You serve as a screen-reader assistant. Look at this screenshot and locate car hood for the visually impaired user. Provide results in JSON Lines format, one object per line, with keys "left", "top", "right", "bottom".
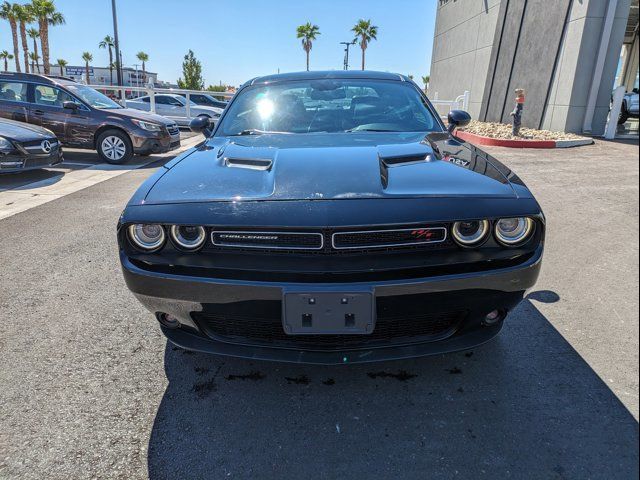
{"left": 143, "top": 132, "right": 518, "bottom": 204}
{"left": 192, "top": 105, "right": 223, "bottom": 114}
{"left": 0, "top": 117, "right": 55, "bottom": 140}
{"left": 104, "top": 108, "right": 176, "bottom": 125}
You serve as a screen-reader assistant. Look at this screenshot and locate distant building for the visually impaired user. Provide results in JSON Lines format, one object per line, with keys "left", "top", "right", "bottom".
{"left": 61, "top": 65, "right": 170, "bottom": 88}
{"left": 428, "top": 0, "right": 639, "bottom": 134}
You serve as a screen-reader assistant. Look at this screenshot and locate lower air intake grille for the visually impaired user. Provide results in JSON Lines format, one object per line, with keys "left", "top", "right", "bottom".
{"left": 193, "top": 298, "right": 465, "bottom": 351}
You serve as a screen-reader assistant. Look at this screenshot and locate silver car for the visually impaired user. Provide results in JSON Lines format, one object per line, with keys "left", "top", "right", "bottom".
{"left": 619, "top": 89, "right": 639, "bottom": 124}
{"left": 126, "top": 93, "right": 223, "bottom": 126}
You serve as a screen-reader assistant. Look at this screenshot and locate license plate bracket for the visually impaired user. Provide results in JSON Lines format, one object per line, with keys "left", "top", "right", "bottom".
{"left": 283, "top": 289, "right": 375, "bottom": 335}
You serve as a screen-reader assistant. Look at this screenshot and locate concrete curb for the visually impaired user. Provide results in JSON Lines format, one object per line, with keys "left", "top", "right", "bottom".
{"left": 454, "top": 129, "right": 594, "bottom": 149}
{"left": 554, "top": 138, "right": 595, "bottom": 148}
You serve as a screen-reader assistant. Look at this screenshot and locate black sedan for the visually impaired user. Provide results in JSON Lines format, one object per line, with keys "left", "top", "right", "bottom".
{"left": 118, "top": 71, "right": 544, "bottom": 364}
{"left": 0, "top": 118, "right": 62, "bottom": 173}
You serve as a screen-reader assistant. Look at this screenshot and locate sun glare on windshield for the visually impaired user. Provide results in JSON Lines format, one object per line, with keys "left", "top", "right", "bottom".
{"left": 218, "top": 79, "right": 439, "bottom": 136}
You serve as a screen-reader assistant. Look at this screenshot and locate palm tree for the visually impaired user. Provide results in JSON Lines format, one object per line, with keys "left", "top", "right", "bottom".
{"left": 421, "top": 75, "right": 430, "bottom": 92}
{"left": 27, "top": 27, "right": 39, "bottom": 72}
{"left": 99, "top": 35, "right": 114, "bottom": 85}
{"left": 352, "top": 19, "right": 378, "bottom": 70}
{"left": 55, "top": 57, "right": 66, "bottom": 75}
{"left": 28, "top": 50, "right": 38, "bottom": 72}
{"left": 15, "top": 3, "right": 34, "bottom": 73}
{"left": 30, "top": 0, "right": 65, "bottom": 75}
{"left": 0, "top": 2, "right": 21, "bottom": 72}
{"left": 81, "top": 51, "right": 92, "bottom": 84}
{"left": 0, "top": 50, "right": 14, "bottom": 71}
{"left": 136, "top": 51, "right": 149, "bottom": 85}
{"left": 296, "top": 22, "right": 320, "bottom": 71}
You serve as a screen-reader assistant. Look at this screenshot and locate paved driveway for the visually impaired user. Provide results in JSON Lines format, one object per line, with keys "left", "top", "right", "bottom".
{"left": 0, "top": 139, "right": 637, "bottom": 479}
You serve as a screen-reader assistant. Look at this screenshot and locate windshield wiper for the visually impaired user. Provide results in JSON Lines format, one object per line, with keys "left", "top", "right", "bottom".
{"left": 231, "top": 129, "right": 268, "bottom": 136}
{"left": 230, "top": 129, "right": 293, "bottom": 136}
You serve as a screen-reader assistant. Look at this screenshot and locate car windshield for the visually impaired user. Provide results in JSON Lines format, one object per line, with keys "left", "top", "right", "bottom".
{"left": 217, "top": 79, "right": 441, "bottom": 136}
{"left": 65, "top": 84, "right": 122, "bottom": 109}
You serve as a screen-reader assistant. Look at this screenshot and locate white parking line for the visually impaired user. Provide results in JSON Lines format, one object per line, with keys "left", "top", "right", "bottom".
{"left": 0, "top": 136, "right": 202, "bottom": 221}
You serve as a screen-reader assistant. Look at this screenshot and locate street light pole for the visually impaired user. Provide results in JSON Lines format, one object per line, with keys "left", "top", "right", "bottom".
{"left": 111, "top": 0, "right": 123, "bottom": 90}
{"left": 340, "top": 41, "right": 356, "bottom": 70}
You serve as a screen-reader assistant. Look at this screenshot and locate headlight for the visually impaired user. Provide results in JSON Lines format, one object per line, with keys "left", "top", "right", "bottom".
{"left": 170, "top": 225, "right": 206, "bottom": 250}
{"left": 452, "top": 220, "right": 490, "bottom": 247}
{"left": 0, "top": 136, "right": 14, "bottom": 153}
{"left": 495, "top": 217, "right": 535, "bottom": 246}
{"left": 128, "top": 224, "right": 165, "bottom": 251}
{"left": 131, "top": 119, "right": 162, "bottom": 132}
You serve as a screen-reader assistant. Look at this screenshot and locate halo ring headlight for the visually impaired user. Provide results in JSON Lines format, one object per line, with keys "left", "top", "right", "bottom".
{"left": 452, "top": 220, "right": 490, "bottom": 247}
{"left": 128, "top": 224, "right": 165, "bottom": 251}
{"left": 170, "top": 225, "right": 206, "bottom": 250}
{"left": 495, "top": 217, "right": 535, "bottom": 246}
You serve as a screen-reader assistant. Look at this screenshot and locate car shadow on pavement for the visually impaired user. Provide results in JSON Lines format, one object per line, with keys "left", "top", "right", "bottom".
{"left": 147, "top": 292, "right": 639, "bottom": 479}
{"left": 0, "top": 167, "right": 65, "bottom": 192}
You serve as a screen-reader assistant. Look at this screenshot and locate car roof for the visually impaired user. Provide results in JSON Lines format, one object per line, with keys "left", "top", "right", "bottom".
{"left": 249, "top": 70, "right": 409, "bottom": 86}
{"left": 0, "top": 72, "right": 77, "bottom": 86}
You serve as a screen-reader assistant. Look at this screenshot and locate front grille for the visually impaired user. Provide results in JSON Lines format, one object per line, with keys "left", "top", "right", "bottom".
{"left": 205, "top": 224, "right": 454, "bottom": 255}
{"left": 167, "top": 124, "right": 180, "bottom": 136}
{"left": 211, "top": 230, "right": 323, "bottom": 250}
{"left": 20, "top": 138, "right": 58, "bottom": 148}
{"left": 19, "top": 138, "right": 58, "bottom": 154}
{"left": 333, "top": 227, "right": 447, "bottom": 249}
{"left": 193, "top": 297, "right": 465, "bottom": 351}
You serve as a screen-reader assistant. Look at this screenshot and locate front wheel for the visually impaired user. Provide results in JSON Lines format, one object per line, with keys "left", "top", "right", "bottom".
{"left": 97, "top": 129, "right": 133, "bottom": 164}
{"left": 618, "top": 110, "right": 629, "bottom": 125}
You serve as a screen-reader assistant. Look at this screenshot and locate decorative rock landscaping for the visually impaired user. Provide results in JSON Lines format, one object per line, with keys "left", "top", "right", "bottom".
{"left": 455, "top": 120, "right": 594, "bottom": 148}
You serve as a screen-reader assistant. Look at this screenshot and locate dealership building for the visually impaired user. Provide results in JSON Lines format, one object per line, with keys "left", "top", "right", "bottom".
{"left": 61, "top": 66, "right": 172, "bottom": 88}
{"left": 428, "top": 0, "right": 639, "bottom": 134}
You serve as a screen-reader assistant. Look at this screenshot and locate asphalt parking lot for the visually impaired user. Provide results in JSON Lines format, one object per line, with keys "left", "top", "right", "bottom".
{"left": 0, "top": 138, "right": 638, "bottom": 479}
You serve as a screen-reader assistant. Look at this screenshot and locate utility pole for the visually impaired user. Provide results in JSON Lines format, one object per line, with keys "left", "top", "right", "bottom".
{"left": 340, "top": 41, "right": 356, "bottom": 70}
{"left": 111, "top": 0, "right": 123, "bottom": 90}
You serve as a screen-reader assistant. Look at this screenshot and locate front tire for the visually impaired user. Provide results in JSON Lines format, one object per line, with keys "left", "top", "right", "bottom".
{"left": 618, "top": 110, "right": 629, "bottom": 125}
{"left": 97, "top": 129, "right": 133, "bottom": 164}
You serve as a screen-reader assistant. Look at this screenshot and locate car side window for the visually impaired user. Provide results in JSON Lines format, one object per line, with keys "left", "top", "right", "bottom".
{"left": 157, "top": 96, "right": 182, "bottom": 106}
{"left": 0, "top": 81, "right": 28, "bottom": 103}
{"left": 34, "top": 85, "right": 75, "bottom": 108}
{"left": 138, "top": 96, "right": 150, "bottom": 103}
{"left": 191, "top": 95, "right": 204, "bottom": 103}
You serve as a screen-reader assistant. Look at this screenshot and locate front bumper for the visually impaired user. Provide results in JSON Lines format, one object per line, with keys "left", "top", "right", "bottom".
{"left": 120, "top": 246, "right": 542, "bottom": 364}
{"left": 131, "top": 130, "right": 181, "bottom": 155}
{"left": 0, "top": 148, "right": 63, "bottom": 174}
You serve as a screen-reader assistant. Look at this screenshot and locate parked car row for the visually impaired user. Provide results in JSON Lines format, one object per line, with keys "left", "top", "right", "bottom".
{"left": 0, "top": 72, "right": 193, "bottom": 171}
{"left": 125, "top": 93, "right": 223, "bottom": 127}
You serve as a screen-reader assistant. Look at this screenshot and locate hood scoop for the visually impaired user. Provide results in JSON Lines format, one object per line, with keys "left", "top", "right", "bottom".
{"left": 377, "top": 143, "right": 433, "bottom": 188}
{"left": 224, "top": 157, "right": 273, "bottom": 171}
{"left": 380, "top": 153, "right": 431, "bottom": 167}
{"left": 219, "top": 142, "right": 276, "bottom": 171}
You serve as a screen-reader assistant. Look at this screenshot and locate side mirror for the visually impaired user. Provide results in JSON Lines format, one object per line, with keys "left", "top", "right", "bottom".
{"left": 62, "top": 101, "right": 79, "bottom": 111}
{"left": 447, "top": 110, "right": 471, "bottom": 133}
{"left": 189, "top": 115, "right": 212, "bottom": 135}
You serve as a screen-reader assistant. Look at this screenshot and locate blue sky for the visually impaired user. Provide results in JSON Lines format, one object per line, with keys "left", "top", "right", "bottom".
{"left": 1, "top": 0, "right": 437, "bottom": 87}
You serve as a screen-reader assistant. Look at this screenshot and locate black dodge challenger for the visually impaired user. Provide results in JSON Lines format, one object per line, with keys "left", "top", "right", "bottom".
{"left": 118, "top": 71, "right": 544, "bottom": 364}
